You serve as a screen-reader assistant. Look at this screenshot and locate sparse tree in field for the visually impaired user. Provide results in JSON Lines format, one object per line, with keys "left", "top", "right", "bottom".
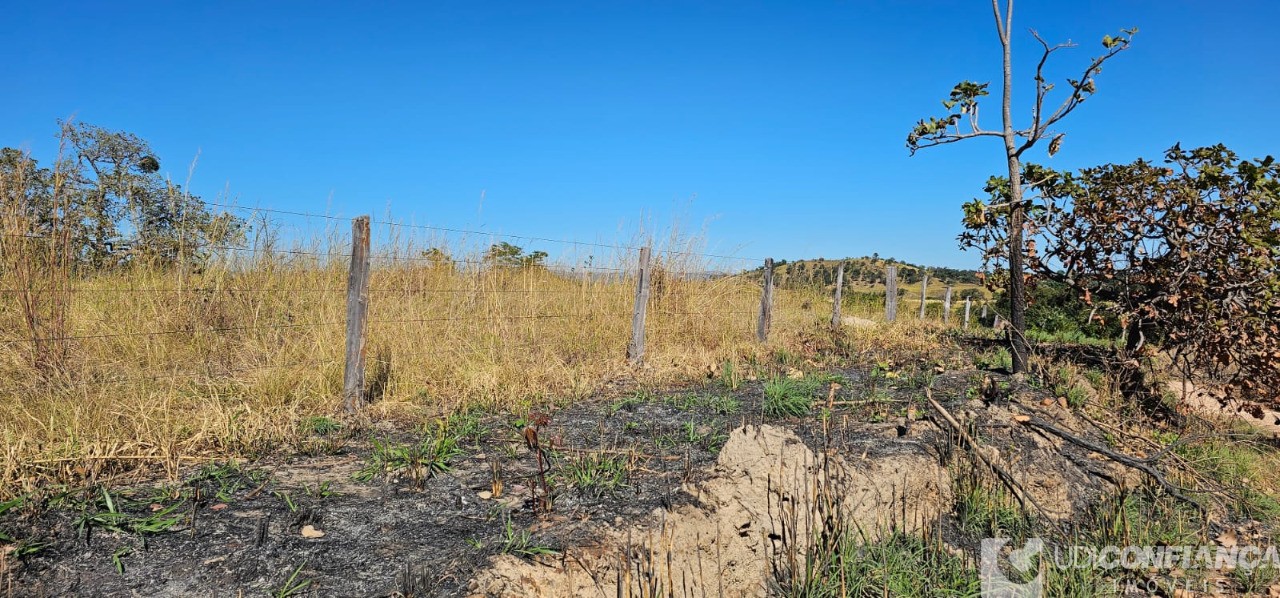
{"left": 483, "top": 241, "right": 547, "bottom": 269}
{"left": 1, "top": 121, "right": 243, "bottom": 271}
{"left": 907, "top": 0, "right": 1136, "bottom": 374}
{"left": 420, "top": 247, "right": 454, "bottom": 269}
{"left": 62, "top": 122, "right": 243, "bottom": 268}
{"left": 0, "top": 149, "right": 59, "bottom": 237}
{"left": 962, "top": 145, "right": 1280, "bottom": 407}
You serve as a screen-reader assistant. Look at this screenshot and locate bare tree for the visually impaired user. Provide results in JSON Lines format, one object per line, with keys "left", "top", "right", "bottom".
{"left": 907, "top": 0, "right": 1135, "bottom": 374}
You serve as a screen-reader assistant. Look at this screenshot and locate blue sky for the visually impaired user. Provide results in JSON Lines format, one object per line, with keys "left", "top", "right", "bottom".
{"left": 3, "top": 1, "right": 1277, "bottom": 269}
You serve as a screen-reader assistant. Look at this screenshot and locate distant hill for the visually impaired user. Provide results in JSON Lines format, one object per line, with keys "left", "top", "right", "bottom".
{"left": 750, "top": 256, "right": 983, "bottom": 293}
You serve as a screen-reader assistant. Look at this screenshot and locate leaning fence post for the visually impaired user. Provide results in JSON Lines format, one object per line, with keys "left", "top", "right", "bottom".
{"left": 626, "top": 247, "right": 652, "bottom": 364}
{"left": 830, "top": 262, "right": 844, "bottom": 329}
{"left": 943, "top": 286, "right": 953, "bottom": 325}
{"left": 918, "top": 274, "right": 929, "bottom": 320}
{"left": 756, "top": 258, "right": 774, "bottom": 342}
{"left": 964, "top": 297, "right": 972, "bottom": 329}
{"left": 885, "top": 265, "right": 898, "bottom": 322}
{"left": 343, "top": 216, "right": 372, "bottom": 413}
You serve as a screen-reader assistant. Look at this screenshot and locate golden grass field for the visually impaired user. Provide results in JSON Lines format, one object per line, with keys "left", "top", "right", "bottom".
{"left": 0, "top": 237, "right": 916, "bottom": 498}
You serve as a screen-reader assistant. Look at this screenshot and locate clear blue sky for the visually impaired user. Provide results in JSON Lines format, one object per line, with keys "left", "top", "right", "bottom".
{"left": 3, "top": 1, "right": 1277, "bottom": 269}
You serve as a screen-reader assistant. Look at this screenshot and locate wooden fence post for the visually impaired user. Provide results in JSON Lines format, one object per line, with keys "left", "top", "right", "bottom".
{"left": 885, "top": 265, "right": 898, "bottom": 322}
{"left": 830, "top": 262, "right": 844, "bottom": 328}
{"left": 964, "top": 297, "right": 972, "bottom": 329}
{"left": 918, "top": 274, "right": 929, "bottom": 320}
{"left": 626, "top": 247, "right": 652, "bottom": 364}
{"left": 343, "top": 216, "right": 372, "bottom": 413}
{"left": 756, "top": 258, "right": 774, "bottom": 342}
{"left": 943, "top": 286, "right": 953, "bottom": 325}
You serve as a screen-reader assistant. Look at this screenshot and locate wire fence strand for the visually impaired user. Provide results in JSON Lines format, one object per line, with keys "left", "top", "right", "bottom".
{"left": 195, "top": 201, "right": 767, "bottom": 264}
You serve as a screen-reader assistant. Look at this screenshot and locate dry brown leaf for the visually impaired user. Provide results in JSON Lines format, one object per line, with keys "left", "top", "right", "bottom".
{"left": 1013, "top": 414, "right": 1031, "bottom": 423}
{"left": 300, "top": 525, "right": 325, "bottom": 539}
{"left": 1217, "top": 528, "right": 1238, "bottom": 548}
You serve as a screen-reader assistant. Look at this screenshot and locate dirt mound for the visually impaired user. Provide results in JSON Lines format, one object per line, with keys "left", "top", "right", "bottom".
{"left": 468, "top": 424, "right": 950, "bottom": 597}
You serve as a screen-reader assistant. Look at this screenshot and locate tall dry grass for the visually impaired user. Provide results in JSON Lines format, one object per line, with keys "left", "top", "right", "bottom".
{"left": 0, "top": 205, "right": 851, "bottom": 497}
{"left": 0, "top": 147, "right": 966, "bottom": 497}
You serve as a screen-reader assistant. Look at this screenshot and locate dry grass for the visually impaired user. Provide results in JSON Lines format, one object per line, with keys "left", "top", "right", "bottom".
{"left": 0, "top": 232, "right": 875, "bottom": 497}
{"left": 0, "top": 148, "right": 958, "bottom": 497}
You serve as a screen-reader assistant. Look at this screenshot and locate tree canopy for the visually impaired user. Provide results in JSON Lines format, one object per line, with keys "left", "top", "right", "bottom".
{"left": 961, "top": 144, "right": 1280, "bottom": 403}
{"left": 483, "top": 242, "right": 548, "bottom": 269}
{"left": 1, "top": 121, "right": 244, "bottom": 271}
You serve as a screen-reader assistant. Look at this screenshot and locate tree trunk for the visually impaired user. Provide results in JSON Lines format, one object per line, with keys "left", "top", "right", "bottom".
{"left": 998, "top": 0, "right": 1029, "bottom": 375}
{"left": 1007, "top": 160, "right": 1029, "bottom": 374}
{"left": 1119, "top": 317, "right": 1170, "bottom": 417}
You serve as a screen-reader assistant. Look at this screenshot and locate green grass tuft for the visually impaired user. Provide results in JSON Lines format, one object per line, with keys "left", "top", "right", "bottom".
{"left": 763, "top": 375, "right": 822, "bottom": 418}
{"left": 774, "top": 530, "right": 980, "bottom": 597}
{"left": 498, "top": 516, "right": 559, "bottom": 559}
{"left": 559, "top": 452, "right": 628, "bottom": 497}
{"left": 354, "top": 427, "right": 464, "bottom": 483}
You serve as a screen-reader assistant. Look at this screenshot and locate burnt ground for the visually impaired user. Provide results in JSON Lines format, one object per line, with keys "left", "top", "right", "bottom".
{"left": 1, "top": 359, "right": 1119, "bottom": 597}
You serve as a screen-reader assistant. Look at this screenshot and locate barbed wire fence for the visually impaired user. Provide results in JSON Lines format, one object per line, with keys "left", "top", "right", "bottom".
{"left": 0, "top": 200, "right": 992, "bottom": 412}
{"left": 0, "top": 201, "right": 783, "bottom": 411}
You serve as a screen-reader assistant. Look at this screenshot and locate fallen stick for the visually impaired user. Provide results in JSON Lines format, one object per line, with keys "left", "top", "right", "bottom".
{"left": 923, "top": 387, "right": 1054, "bottom": 526}
{"left": 1017, "top": 416, "right": 1204, "bottom": 512}
{"left": 244, "top": 476, "right": 272, "bottom": 500}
